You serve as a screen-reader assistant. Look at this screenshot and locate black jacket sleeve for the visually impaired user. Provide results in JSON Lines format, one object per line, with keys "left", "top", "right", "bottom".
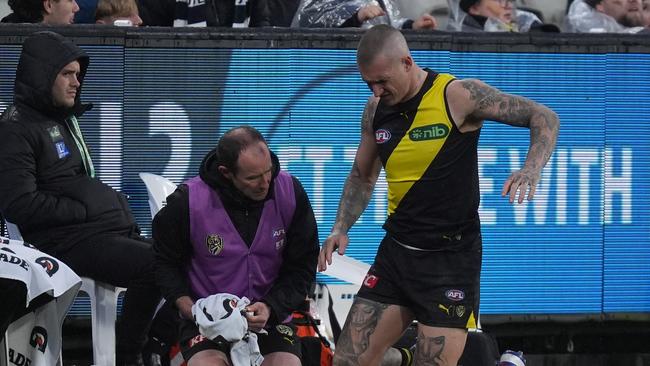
{"left": 262, "top": 177, "right": 319, "bottom": 323}
{"left": 249, "top": 0, "right": 271, "bottom": 27}
{"left": 137, "top": 0, "right": 175, "bottom": 26}
{"left": 0, "top": 123, "right": 87, "bottom": 230}
{"left": 152, "top": 185, "right": 193, "bottom": 305}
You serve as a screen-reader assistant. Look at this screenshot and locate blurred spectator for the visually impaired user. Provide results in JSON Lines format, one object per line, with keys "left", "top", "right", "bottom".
{"left": 95, "top": 0, "right": 142, "bottom": 26}
{"left": 447, "top": 0, "right": 557, "bottom": 32}
{"left": 174, "top": 0, "right": 270, "bottom": 27}
{"left": 268, "top": 0, "right": 300, "bottom": 26}
{"left": 516, "top": 0, "right": 567, "bottom": 26}
{"left": 292, "top": 0, "right": 437, "bottom": 30}
{"left": 643, "top": 0, "right": 650, "bottom": 25}
{"left": 136, "top": 0, "right": 175, "bottom": 26}
{"left": 74, "top": 0, "right": 98, "bottom": 23}
{"left": 1, "top": 0, "right": 79, "bottom": 24}
{"left": 621, "top": 0, "right": 645, "bottom": 26}
{"left": 458, "top": 0, "right": 518, "bottom": 31}
{"left": 134, "top": 0, "right": 270, "bottom": 27}
{"left": 564, "top": 0, "right": 645, "bottom": 32}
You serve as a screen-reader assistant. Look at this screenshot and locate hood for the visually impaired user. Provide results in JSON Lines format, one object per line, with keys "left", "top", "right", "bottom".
{"left": 14, "top": 31, "right": 90, "bottom": 119}
{"left": 1, "top": 12, "right": 35, "bottom": 23}
{"left": 198, "top": 146, "right": 282, "bottom": 206}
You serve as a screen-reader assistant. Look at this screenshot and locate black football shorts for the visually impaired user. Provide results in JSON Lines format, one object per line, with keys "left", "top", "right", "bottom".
{"left": 357, "top": 233, "right": 482, "bottom": 329}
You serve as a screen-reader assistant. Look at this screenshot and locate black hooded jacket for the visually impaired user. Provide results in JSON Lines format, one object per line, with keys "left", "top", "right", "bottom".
{"left": 137, "top": 0, "right": 270, "bottom": 27}
{"left": 0, "top": 31, "right": 139, "bottom": 254}
{"left": 153, "top": 147, "right": 319, "bottom": 324}
{"left": 1, "top": 12, "right": 35, "bottom": 23}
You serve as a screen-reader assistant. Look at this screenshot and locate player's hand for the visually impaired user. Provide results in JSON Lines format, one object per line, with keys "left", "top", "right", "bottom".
{"left": 244, "top": 302, "right": 270, "bottom": 332}
{"left": 412, "top": 14, "right": 437, "bottom": 30}
{"left": 501, "top": 168, "right": 540, "bottom": 203}
{"left": 357, "top": 4, "right": 385, "bottom": 22}
{"left": 318, "top": 231, "right": 349, "bottom": 272}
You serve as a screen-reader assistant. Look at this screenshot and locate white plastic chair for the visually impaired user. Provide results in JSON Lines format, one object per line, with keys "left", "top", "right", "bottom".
{"left": 4, "top": 220, "right": 125, "bottom": 366}
{"left": 6, "top": 221, "right": 23, "bottom": 242}
{"left": 316, "top": 283, "right": 361, "bottom": 329}
{"left": 77, "top": 171, "right": 175, "bottom": 364}
{"left": 322, "top": 254, "right": 370, "bottom": 286}
{"left": 138, "top": 173, "right": 177, "bottom": 218}
{"left": 1, "top": 332, "right": 8, "bottom": 366}
{"left": 79, "top": 278, "right": 126, "bottom": 366}
{"left": 313, "top": 255, "right": 371, "bottom": 341}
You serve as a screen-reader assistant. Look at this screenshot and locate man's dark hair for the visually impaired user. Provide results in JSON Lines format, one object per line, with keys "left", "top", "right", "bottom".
{"left": 583, "top": 0, "right": 603, "bottom": 8}
{"left": 8, "top": 0, "right": 47, "bottom": 23}
{"left": 217, "top": 125, "right": 267, "bottom": 174}
{"left": 459, "top": 0, "right": 481, "bottom": 14}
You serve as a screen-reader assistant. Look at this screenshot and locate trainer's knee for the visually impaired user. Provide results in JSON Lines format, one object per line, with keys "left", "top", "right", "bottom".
{"left": 187, "top": 349, "right": 229, "bottom": 366}
{"left": 262, "top": 352, "right": 301, "bottom": 366}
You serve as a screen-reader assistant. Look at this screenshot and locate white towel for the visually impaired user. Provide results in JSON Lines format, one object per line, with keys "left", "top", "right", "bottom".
{"left": 0, "top": 237, "right": 81, "bottom": 366}
{"left": 191, "top": 293, "right": 263, "bottom": 366}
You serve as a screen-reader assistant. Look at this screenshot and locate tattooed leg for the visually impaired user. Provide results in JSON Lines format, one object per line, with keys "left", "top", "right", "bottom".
{"left": 413, "top": 326, "right": 467, "bottom": 366}
{"left": 414, "top": 332, "right": 445, "bottom": 366}
{"left": 333, "top": 298, "right": 412, "bottom": 366}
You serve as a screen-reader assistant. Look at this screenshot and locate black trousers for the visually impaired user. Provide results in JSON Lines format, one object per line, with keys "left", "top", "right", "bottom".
{"left": 0, "top": 278, "right": 28, "bottom": 338}
{"left": 58, "top": 233, "right": 162, "bottom": 357}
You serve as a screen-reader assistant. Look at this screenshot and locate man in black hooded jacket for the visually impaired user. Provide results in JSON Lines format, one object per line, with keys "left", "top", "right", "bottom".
{"left": 0, "top": 31, "right": 161, "bottom": 366}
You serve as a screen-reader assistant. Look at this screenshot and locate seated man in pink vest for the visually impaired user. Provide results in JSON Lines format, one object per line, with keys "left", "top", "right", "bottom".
{"left": 153, "top": 125, "right": 319, "bottom": 366}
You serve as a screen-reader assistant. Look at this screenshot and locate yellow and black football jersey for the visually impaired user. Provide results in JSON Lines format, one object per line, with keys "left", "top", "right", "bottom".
{"left": 372, "top": 70, "right": 481, "bottom": 249}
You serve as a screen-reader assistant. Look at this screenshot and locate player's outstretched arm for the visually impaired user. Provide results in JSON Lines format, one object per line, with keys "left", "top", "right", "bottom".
{"left": 318, "top": 97, "right": 382, "bottom": 271}
{"left": 448, "top": 78, "right": 560, "bottom": 204}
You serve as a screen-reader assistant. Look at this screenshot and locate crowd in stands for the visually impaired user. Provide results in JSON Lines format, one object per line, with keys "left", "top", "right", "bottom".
{"left": 1, "top": 0, "right": 649, "bottom": 33}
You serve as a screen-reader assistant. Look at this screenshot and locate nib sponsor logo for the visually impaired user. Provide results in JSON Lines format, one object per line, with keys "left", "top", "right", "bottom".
{"left": 409, "top": 123, "right": 449, "bottom": 141}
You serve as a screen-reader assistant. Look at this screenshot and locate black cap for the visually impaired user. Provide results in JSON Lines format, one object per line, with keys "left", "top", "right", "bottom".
{"left": 460, "top": 0, "right": 480, "bottom": 13}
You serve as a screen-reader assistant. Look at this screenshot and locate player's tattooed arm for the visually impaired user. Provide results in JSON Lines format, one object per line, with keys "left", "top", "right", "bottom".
{"left": 461, "top": 78, "right": 559, "bottom": 175}
{"left": 332, "top": 97, "right": 382, "bottom": 235}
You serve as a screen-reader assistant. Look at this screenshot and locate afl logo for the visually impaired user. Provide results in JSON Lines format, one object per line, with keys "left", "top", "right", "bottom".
{"left": 445, "top": 289, "right": 465, "bottom": 302}
{"left": 206, "top": 234, "right": 224, "bottom": 255}
{"left": 35, "top": 257, "right": 59, "bottom": 277}
{"left": 375, "top": 129, "right": 391, "bottom": 144}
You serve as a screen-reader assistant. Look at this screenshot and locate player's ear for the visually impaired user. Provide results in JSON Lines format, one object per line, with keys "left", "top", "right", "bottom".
{"left": 402, "top": 56, "right": 413, "bottom": 71}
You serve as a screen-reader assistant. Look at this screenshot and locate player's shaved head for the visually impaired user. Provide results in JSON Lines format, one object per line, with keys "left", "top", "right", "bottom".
{"left": 357, "top": 25, "right": 411, "bottom": 67}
